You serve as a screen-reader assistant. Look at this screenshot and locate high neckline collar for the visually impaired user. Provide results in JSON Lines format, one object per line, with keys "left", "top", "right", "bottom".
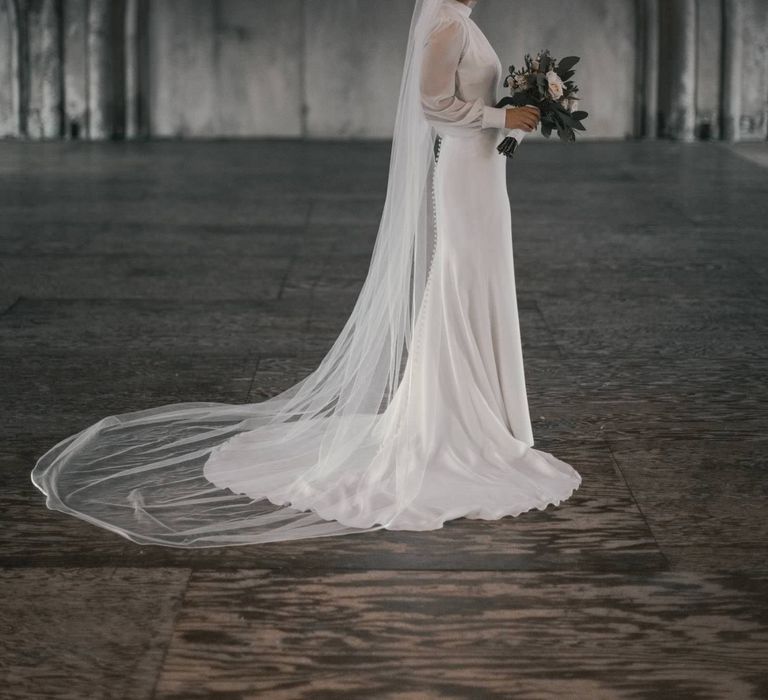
{"left": 446, "top": 0, "right": 472, "bottom": 17}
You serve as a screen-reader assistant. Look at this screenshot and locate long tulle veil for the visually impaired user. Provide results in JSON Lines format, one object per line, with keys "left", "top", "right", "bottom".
{"left": 31, "top": 0, "right": 445, "bottom": 547}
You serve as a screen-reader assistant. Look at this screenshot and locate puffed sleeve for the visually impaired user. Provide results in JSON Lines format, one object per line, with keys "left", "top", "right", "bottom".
{"left": 419, "top": 17, "right": 508, "bottom": 131}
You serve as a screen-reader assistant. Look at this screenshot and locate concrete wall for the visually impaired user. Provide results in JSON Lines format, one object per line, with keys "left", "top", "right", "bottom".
{"left": 0, "top": 0, "right": 19, "bottom": 137}
{"left": 478, "top": 0, "right": 636, "bottom": 139}
{"left": 62, "top": 0, "right": 88, "bottom": 139}
{"left": 1, "top": 0, "right": 766, "bottom": 141}
{"left": 303, "top": 0, "right": 414, "bottom": 139}
{"left": 741, "top": 0, "right": 768, "bottom": 139}
{"left": 147, "top": 0, "right": 637, "bottom": 140}
{"left": 695, "top": 0, "right": 722, "bottom": 138}
{"left": 149, "top": 0, "right": 303, "bottom": 137}
{"left": 658, "top": 0, "right": 768, "bottom": 141}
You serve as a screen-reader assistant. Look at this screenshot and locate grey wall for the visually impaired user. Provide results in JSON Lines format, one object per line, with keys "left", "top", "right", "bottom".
{"left": 740, "top": 0, "right": 768, "bottom": 137}
{"left": 695, "top": 0, "right": 722, "bottom": 137}
{"left": 1, "top": 0, "right": 766, "bottom": 141}
{"left": 478, "top": 0, "right": 637, "bottom": 139}
{"left": 0, "top": 0, "right": 19, "bottom": 137}
{"left": 303, "top": 0, "right": 415, "bottom": 138}
{"left": 149, "top": 0, "right": 303, "bottom": 137}
{"left": 147, "top": 0, "right": 637, "bottom": 139}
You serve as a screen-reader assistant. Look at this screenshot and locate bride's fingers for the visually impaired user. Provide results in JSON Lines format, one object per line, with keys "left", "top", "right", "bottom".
{"left": 519, "top": 110, "right": 540, "bottom": 129}
{"left": 514, "top": 107, "right": 540, "bottom": 130}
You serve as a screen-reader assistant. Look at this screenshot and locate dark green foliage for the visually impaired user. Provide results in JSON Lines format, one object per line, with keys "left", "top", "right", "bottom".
{"left": 495, "top": 51, "right": 587, "bottom": 154}
{"left": 551, "top": 105, "right": 585, "bottom": 131}
{"left": 556, "top": 56, "right": 580, "bottom": 74}
{"left": 495, "top": 94, "right": 534, "bottom": 108}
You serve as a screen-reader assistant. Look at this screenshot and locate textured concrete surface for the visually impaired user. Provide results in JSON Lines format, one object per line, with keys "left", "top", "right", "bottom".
{"left": 478, "top": 0, "right": 637, "bottom": 140}
{"left": 0, "top": 0, "right": 19, "bottom": 137}
{"left": 729, "top": 140, "right": 768, "bottom": 169}
{"left": 1, "top": 567, "right": 190, "bottom": 700}
{"left": 1, "top": 138, "right": 768, "bottom": 697}
{"left": 150, "top": 0, "right": 639, "bottom": 139}
{"left": 155, "top": 569, "right": 768, "bottom": 699}
{"left": 3, "top": 0, "right": 767, "bottom": 141}
{"left": 149, "top": 0, "right": 303, "bottom": 138}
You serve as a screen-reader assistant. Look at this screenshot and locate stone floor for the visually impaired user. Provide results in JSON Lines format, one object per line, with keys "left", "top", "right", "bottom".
{"left": 1, "top": 139, "right": 767, "bottom": 699}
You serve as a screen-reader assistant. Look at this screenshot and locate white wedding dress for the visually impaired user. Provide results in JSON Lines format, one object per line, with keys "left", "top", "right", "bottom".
{"left": 31, "top": 0, "right": 581, "bottom": 547}
{"left": 203, "top": 0, "right": 581, "bottom": 529}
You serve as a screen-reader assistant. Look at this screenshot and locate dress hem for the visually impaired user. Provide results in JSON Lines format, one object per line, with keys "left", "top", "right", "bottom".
{"left": 222, "top": 470, "right": 583, "bottom": 534}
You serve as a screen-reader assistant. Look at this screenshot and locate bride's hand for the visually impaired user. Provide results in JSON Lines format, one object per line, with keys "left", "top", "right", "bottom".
{"left": 504, "top": 105, "right": 541, "bottom": 131}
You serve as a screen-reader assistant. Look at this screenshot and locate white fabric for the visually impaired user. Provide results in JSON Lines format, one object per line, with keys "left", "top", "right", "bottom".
{"left": 419, "top": 1, "right": 527, "bottom": 143}
{"left": 30, "top": 0, "right": 580, "bottom": 547}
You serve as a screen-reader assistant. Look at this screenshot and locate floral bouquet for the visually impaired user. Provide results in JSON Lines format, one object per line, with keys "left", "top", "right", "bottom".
{"left": 494, "top": 50, "right": 588, "bottom": 158}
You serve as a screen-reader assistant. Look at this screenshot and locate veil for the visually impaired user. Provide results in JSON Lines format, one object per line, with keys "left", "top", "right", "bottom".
{"left": 31, "top": 0, "right": 446, "bottom": 547}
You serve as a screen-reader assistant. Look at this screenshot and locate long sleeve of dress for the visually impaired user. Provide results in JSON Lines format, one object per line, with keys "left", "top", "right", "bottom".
{"left": 419, "top": 18, "right": 508, "bottom": 131}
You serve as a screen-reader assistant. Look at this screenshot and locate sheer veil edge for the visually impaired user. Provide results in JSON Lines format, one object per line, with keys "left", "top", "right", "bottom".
{"left": 31, "top": 0, "right": 445, "bottom": 548}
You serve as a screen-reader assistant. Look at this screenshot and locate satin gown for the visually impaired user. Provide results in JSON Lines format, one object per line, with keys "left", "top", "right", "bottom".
{"left": 202, "top": 0, "right": 582, "bottom": 530}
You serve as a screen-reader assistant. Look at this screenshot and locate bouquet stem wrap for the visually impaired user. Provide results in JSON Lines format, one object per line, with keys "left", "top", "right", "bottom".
{"left": 495, "top": 50, "right": 588, "bottom": 158}
{"left": 497, "top": 128, "right": 527, "bottom": 158}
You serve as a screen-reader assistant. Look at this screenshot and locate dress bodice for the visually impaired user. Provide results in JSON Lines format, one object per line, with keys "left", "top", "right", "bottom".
{"left": 420, "top": 0, "right": 509, "bottom": 137}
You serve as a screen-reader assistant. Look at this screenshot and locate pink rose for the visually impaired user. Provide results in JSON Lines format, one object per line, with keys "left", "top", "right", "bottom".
{"left": 545, "top": 70, "right": 564, "bottom": 100}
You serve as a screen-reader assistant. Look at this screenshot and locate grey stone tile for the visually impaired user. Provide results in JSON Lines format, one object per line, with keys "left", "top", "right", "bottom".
{"left": 532, "top": 292, "right": 768, "bottom": 359}
{"left": 0, "top": 296, "right": 19, "bottom": 315}
{"left": 2, "top": 138, "right": 768, "bottom": 695}
{"left": 0, "top": 253, "right": 289, "bottom": 301}
{"left": 302, "top": 223, "right": 379, "bottom": 256}
{"left": 79, "top": 223, "right": 309, "bottom": 257}
{"left": 515, "top": 224, "right": 767, "bottom": 267}
{"left": 0, "top": 445, "right": 133, "bottom": 565}
{"left": 0, "top": 222, "right": 91, "bottom": 255}
{"left": 86, "top": 441, "right": 661, "bottom": 574}
{"left": 0, "top": 567, "right": 190, "bottom": 700}
{"left": 0, "top": 298, "right": 308, "bottom": 355}
{"left": 523, "top": 265, "right": 762, "bottom": 301}
{"left": 309, "top": 197, "right": 385, "bottom": 225}
{"left": 609, "top": 438, "right": 768, "bottom": 572}
{"left": 727, "top": 141, "right": 768, "bottom": 170}
{"left": 550, "top": 356, "right": 768, "bottom": 443}
{"left": 154, "top": 567, "right": 768, "bottom": 699}
{"left": 281, "top": 253, "right": 372, "bottom": 296}
{"left": 3, "top": 441, "right": 662, "bottom": 575}
{"left": 0, "top": 198, "right": 311, "bottom": 227}
{"left": 0, "top": 351, "right": 254, "bottom": 439}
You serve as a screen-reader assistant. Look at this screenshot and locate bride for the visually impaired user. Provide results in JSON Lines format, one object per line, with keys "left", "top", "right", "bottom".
{"left": 31, "top": 0, "right": 582, "bottom": 547}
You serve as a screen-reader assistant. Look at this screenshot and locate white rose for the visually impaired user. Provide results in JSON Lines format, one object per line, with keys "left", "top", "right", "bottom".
{"left": 545, "top": 70, "right": 564, "bottom": 100}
